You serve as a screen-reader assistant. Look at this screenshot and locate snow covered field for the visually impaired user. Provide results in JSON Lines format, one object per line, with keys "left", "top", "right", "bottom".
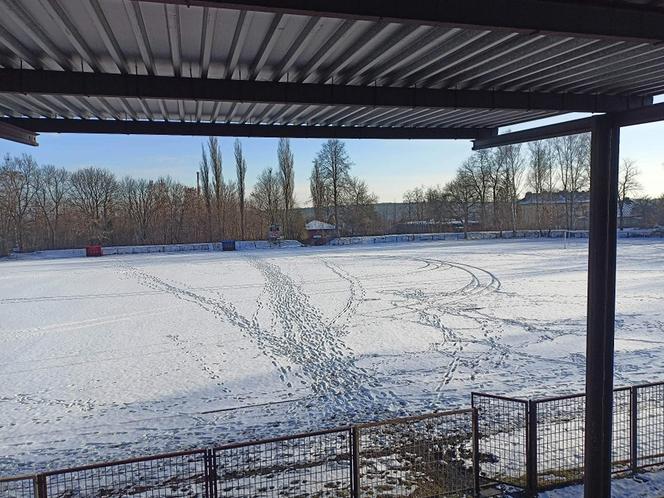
{"left": 1, "top": 238, "right": 663, "bottom": 476}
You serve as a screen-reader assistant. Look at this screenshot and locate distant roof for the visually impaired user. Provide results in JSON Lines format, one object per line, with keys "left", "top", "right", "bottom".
{"left": 306, "top": 220, "right": 336, "bottom": 231}
{"left": 519, "top": 191, "right": 591, "bottom": 205}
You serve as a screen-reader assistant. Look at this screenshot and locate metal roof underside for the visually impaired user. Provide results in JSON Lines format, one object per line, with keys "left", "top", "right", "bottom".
{"left": 0, "top": 0, "right": 663, "bottom": 139}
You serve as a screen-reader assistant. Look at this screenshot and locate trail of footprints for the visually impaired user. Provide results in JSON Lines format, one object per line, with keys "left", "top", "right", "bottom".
{"left": 120, "top": 259, "right": 404, "bottom": 414}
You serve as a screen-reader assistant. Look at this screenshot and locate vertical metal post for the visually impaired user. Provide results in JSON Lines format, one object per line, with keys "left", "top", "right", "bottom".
{"left": 33, "top": 475, "right": 47, "bottom": 498}
{"left": 205, "top": 449, "right": 218, "bottom": 498}
{"left": 204, "top": 450, "right": 211, "bottom": 498}
{"left": 630, "top": 386, "right": 638, "bottom": 474}
{"left": 472, "top": 407, "right": 481, "bottom": 497}
{"left": 526, "top": 400, "right": 538, "bottom": 495}
{"left": 351, "top": 426, "right": 361, "bottom": 498}
{"left": 584, "top": 115, "right": 620, "bottom": 498}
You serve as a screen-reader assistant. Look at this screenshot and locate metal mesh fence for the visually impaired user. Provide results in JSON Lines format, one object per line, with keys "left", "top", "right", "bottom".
{"left": 4, "top": 382, "right": 664, "bottom": 497}
{"left": 533, "top": 387, "right": 632, "bottom": 490}
{"left": 355, "top": 409, "right": 474, "bottom": 497}
{"left": 535, "top": 394, "right": 585, "bottom": 489}
{"left": 636, "top": 382, "right": 664, "bottom": 468}
{"left": 471, "top": 393, "right": 528, "bottom": 488}
{"left": 0, "top": 476, "right": 35, "bottom": 498}
{"left": 44, "top": 449, "right": 208, "bottom": 498}
{"left": 612, "top": 388, "right": 632, "bottom": 474}
{"left": 213, "top": 428, "right": 352, "bottom": 497}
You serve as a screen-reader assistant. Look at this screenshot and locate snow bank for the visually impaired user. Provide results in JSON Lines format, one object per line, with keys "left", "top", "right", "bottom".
{"left": 103, "top": 242, "right": 224, "bottom": 255}
{"left": 235, "top": 240, "right": 303, "bottom": 250}
{"left": 6, "top": 248, "right": 87, "bottom": 259}
{"left": 328, "top": 228, "right": 662, "bottom": 247}
{"left": 7, "top": 240, "right": 303, "bottom": 260}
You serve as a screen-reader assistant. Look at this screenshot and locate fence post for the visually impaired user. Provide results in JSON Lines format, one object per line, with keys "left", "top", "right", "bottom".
{"left": 526, "top": 400, "right": 538, "bottom": 496}
{"left": 351, "top": 426, "right": 361, "bottom": 498}
{"left": 630, "top": 386, "right": 638, "bottom": 474}
{"left": 472, "top": 407, "right": 481, "bottom": 497}
{"left": 33, "top": 474, "right": 47, "bottom": 498}
{"left": 204, "top": 449, "right": 217, "bottom": 498}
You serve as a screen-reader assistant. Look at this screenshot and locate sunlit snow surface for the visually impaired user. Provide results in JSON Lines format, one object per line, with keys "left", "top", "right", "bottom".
{"left": 1, "top": 238, "right": 663, "bottom": 475}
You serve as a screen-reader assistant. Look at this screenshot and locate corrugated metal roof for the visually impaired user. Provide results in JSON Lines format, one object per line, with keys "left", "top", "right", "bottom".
{"left": 0, "top": 0, "right": 662, "bottom": 134}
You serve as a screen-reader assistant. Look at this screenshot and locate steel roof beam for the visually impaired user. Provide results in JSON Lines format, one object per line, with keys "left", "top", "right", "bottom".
{"left": 84, "top": 0, "right": 128, "bottom": 74}
{"left": 139, "top": 0, "right": 664, "bottom": 43}
{"left": 473, "top": 117, "right": 594, "bottom": 149}
{"left": 0, "top": 117, "right": 497, "bottom": 140}
{"left": 39, "top": 0, "right": 101, "bottom": 72}
{"left": 4, "top": 0, "right": 71, "bottom": 71}
{"left": 0, "top": 120, "right": 38, "bottom": 145}
{"left": 225, "top": 11, "right": 251, "bottom": 79}
{"left": 295, "top": 20, "right": 353, "bottom": 83}
{"left": 314, "top": 22, "right": 391, "bottom": 84}
{"left": 199, "top": 8, "right": 218, "bottom": 78}
{"left": 272, "top": 17, "right": 320, "bottom": 82}
{"left": 124, "top": 1, "right": 155, "bottom": 75}
{"left": 248, "top": 13, "right": 285, "bottom": 80}
{"left": 0, "top": 68, "right": 651, "bottom": 113}
{"left": 472, "top": 101, "right": 664, "bottom": 149}
{"left": 164, "top": 4, "right": 182, "bottom": 77}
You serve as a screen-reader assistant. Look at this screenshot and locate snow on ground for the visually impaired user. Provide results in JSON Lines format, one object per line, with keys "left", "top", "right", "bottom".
{"left": 1, "top": 238, "right": 663, "bottom": 480}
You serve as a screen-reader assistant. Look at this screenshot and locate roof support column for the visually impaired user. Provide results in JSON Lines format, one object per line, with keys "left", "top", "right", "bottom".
{"left": 584, "top": 115, "right": 620, "bottom": 498}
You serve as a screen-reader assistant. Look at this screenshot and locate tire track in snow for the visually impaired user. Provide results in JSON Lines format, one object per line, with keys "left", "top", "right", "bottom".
{"left": 354, "top": 257, "right": 503, "bottom": 393}
{"left": 321, "top": 258, "right": 366, "bottom": 332}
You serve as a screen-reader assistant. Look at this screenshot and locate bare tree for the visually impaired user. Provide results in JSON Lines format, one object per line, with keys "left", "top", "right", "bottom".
{"left": 495, "top": 143, "right": 525, "bottom": 235}
{"left": 0, "top": 154, "right": 38, "bottom": 251}
{"left": 199, "top": 145, "right": 212, "bottom": 240}
{"left": 153, "top": 176, "right": 185, "bottom": 244}
{"left": 342, "top": 177, "right": 378, "bottom": 235}
{"left": 122, "top": 177, "right": 157, "bottom": 243}
{"left": 69, "top": 167, "right": 118, "bottom": 243}
{"left": 461, "top": 152, "right": 492, "bottom": 229}
{"left": 234, "top": 139, "right": 247, "bottom": 239}
{"left": 317, "top": 139, "right": 351, "bottom": 236}
{"left": 309, "top": 159, "right": 328, "bottom": 222}
{"left": 425, "top": 185, "right": 450, "bottom": 222}
{"left": 251, "top": 167, "right": 280, "bottom": 231}
{"left": 618, "top": 158, "right": 641, "bottom": 230}
{"left": 277, "top": 138, "right": 295, "bottom": 237}
{"left": 527, "top": 141, "right": 552, "bottom": 234}
{"left": 445, "top": 169, "right": 478, "bottom": 238}
{"left": 553, "top": 134, "right": 590, "bottom": 230}
{"left": 34, "top": 165, "right": 69, "bottom": 249}
{"left": 208, "top": 137, "right": 223, "bottom": 238}
{"left": 488, "top": 151, "right": 505, "bottom": 231}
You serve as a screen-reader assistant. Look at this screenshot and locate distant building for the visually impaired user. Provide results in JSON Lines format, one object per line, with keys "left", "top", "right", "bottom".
{"left": 518, "top": 192, "right": 642, "bottom": 230}
{"left": 305, "top": 220, "right": 336, "bottom": 244}
{"left": 518, "top": 191, "right": 590, "bottom": 230}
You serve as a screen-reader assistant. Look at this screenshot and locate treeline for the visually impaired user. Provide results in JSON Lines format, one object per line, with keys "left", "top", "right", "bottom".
{"left": 402, "top": 135, "right": 661, "bottom": 234}
{"left": 3, "top": 134, "right": 661, "bottom": 255}
{"left": 309, "top": 139, "right": 380, "bottom": 236}
{"left": 0, "top": 138, "right": 307, "bottom": 255}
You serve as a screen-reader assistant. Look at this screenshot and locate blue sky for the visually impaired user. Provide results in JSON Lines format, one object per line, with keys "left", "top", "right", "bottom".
{"left": 2, "top": 112, "right": 663, "bottom": 206}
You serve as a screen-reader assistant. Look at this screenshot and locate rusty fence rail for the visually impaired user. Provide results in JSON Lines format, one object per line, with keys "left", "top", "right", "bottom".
{"left": 0, "top": 409, "right": 477, "bottom": 498}
{"left": 472, "top": 380, "right": 664, "bottom": 494}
